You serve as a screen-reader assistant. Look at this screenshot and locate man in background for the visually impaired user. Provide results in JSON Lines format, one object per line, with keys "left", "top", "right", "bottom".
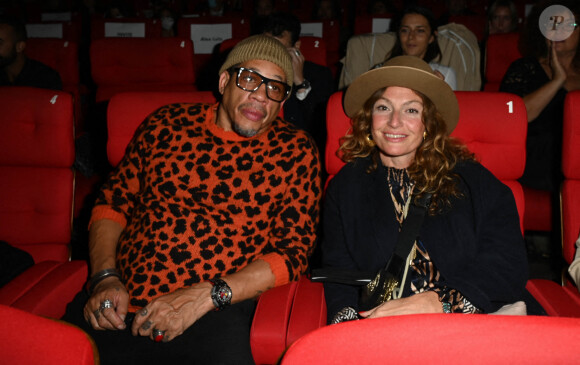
{"left": 0, "top": 16, "right": 62, "bottom": 90}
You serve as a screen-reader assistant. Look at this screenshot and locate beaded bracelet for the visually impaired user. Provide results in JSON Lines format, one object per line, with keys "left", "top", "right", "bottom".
{"left": 86, "top": 268, "right": 121, "bottom": 295}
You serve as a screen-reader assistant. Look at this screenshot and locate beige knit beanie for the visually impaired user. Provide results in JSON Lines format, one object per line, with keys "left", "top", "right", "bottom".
{"left": 219, "top": 34, "right": 293, "bottom": 88}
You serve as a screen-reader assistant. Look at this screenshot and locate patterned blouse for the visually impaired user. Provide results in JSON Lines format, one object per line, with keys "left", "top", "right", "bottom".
{"left": 387, "top": 166, "right": 481, "bottom": 314}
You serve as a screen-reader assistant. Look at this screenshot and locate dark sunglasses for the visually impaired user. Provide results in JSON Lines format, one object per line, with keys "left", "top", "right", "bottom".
{"left": 229, "top": 67, "right": 291, "bottom": 102}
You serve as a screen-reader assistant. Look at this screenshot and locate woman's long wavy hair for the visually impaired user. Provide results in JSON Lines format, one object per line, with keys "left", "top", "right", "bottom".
{"left": 339, "top": 87, "right": 475, "bottom": 215}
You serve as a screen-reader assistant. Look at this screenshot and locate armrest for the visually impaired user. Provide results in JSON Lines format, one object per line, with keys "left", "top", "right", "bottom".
{"left": 286, "top": 276, "right": 327, "bottom": 346}
{"left": 0, "top": 260, "right": 88, "bottom": 319}
{"left": 250, "top": 280, "right": 299, "bottom": 365}
{"left": 526, "top": 279, "right": 580, "bottom": 317}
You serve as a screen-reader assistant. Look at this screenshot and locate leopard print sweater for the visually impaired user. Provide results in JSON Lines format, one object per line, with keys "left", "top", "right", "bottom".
{"left": 91, "top": 103, "right": 322, "bottom": 310}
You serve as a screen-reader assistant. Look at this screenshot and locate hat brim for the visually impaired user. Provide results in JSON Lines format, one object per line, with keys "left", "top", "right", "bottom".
{"left": 343, "top": 65, "right": 459, "bottom": 134}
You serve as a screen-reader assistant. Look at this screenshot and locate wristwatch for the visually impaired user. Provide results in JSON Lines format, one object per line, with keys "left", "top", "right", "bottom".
{"left": 209, "top": 278, "right": 232, "bottom": 311}
{"left": 294, "top": 79, "right": 311, "bottom": 90}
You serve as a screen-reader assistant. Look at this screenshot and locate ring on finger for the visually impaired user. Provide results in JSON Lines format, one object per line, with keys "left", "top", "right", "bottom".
{"left": 153, "top": 328, "right": 166, "bottom": 343}
{"left": 294, "top": 50, "right": 300, "bottom": 57}
{"left": 99, "top": 299, "right": 113, "bottom": 311}
{"left": 93, "top": 309, "right": 101, "bottom": 319}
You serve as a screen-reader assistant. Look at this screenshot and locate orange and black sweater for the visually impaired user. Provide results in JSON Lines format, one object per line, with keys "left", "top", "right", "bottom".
{"left": 91, "top": 103, "right": 322, "bottom": 310}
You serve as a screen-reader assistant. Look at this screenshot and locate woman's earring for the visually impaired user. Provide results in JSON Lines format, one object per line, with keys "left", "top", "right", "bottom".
{"left": 423, "top": 131, "right": 427, "bottom": 141}
{"left": 366, "top": 134, "right": 375, "bottom": 147}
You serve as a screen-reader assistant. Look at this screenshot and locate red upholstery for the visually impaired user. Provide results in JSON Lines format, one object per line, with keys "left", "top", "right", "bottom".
{"left": 0, "top": 304, "right": 98, "bottom": 365}
{"left": 449, "top": 14, "right": 487, "bottom": 42}
{"left": 299, "top": 36, "right": 328, "bottom": 67}
{"left": 280, "top": 314, "right": 580, "bottom": 364}
{"left": 527, "top": 90, "right": 580, "bottom": 316}
{"left": 90, "top": 38, "right": 197, "bottom": 103}
{"left": 300, "top": 20, "right": 342, "bottom": 75}
{"left": 452, "top": 91, "right": 527, "bottom": 232}
{"left": 0, "top": 87, "right": 87, "bottom": 318}
{"left": 484, "top": 33, "right": 551, "bottom": 232}
{"left": 25, "top": 38, "right": 85, "bottom": 131}
{"left": 107, "top": 91, "right": 217, "bottom": 167}
{"left": 90, "top": 17, "right": 163, "bottom": 40}
{"left": 483, "top": 33, "right": 522, "bottom": 92}
{"left": 250, "top": 281, "right": 299, "bottom": 365}
{"left": 562, "top": 90, "right": 580, "bottom": 265}
{"left": 219, "top": 37, "right": 242, "bottom": 53}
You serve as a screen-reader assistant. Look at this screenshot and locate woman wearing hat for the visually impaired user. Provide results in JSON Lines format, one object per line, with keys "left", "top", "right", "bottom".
{"left": 320, "top": 55, "right": 528, "bottom": 324}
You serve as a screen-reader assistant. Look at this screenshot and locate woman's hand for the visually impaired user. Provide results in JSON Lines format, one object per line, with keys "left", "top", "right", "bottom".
{"left": 131, "top": 282, "right": 215, "bottom": 342}
{"left": 84, "top": 276, "right": 129, "bottom": 331}
{"left": 548, "top": 41, "right": 567, "bottom": 85}
{"left": 359, "top": 291, "right": 443, "bottom": 319}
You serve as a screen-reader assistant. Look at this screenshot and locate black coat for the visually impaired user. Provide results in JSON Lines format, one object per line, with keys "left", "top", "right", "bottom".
{"left": 321, "top": 156, "right": 528, "bottom": 320}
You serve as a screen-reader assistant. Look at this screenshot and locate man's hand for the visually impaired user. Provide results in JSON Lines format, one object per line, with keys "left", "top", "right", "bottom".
{"left": 359, "top": 291, "right": 443, "bottom": 318}
{"left": 287, "top": 41, "right": 305, "bottom": 86}
{"left": 84, "top": 276, "right": 129, "bottom": 331}
{"left": 131, "top": 281, "right": 215, "bottom": 342}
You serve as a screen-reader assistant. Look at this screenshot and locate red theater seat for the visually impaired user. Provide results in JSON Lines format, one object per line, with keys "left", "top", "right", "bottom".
{"left": 90, "top": 38, "right": 197, "bottom": 103}
{"left": 106, "top": 91, "right": 217, "bottom": 167}
{"left": 0, "top": 87, "right": 87, "bottom": 319}
{"left": 483, "top": 33, "right": 522, "bottom": 92}
{"left": 0, "top": 305, "right": 98, "bottom": 365}
{"left": 280, "top": 314, "right": 580, "bottom": 364}
{"left": 25, "top": 38, "right": 86, "bottom": 132}
{"left": 526, "top": 90, "right": 580, "bottom": 316}
{"left": 483, "top": 32, "right": 552, "bottom": 232}
{"left": 299, "top": 36, "right": 328, "bottom": 67}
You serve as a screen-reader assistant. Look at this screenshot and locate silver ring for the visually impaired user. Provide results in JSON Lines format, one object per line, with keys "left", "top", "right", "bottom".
{"left": 294, "top": 50, "right": 300, "bottom": 57}
{"left": 100, "top": 299, "right": 113, "bottom": 310}
{"left": 93, "top": 309, "right": 101, "bottom": 319}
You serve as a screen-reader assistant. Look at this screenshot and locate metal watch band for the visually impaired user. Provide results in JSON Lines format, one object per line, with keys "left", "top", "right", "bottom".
{"left": 210, "top": 278, "right": 232, "bottom": 311}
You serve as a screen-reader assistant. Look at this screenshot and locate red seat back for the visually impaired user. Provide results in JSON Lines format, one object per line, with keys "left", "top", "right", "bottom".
{"left": 299, "top": 36, "right": 327, "bottom": 67}
{"left": 0, "top": 87, "right": 74, "bottom": 262}
{"left": 449, "top": 14, "right": 487, "bottom": 42}
{"left": 280, "top": 314, "right": 580, "bottom": 364}
{"left": 107, "top": 91, "right": 217, "bottom": 167}
{"left": 0, "top": 304, "right": 98, "bottom": 364}
{"left": 562, "top": 90, "right": 580, "bottom": 265}
{"left": 90, "top": 38, "right": 197, "bottom": 103}
{"left": 25, "top": 38, "right": 83, "bottom": 129}
{"left": 325, "top": 90, "right": 527, "bottom": 231}
{"left": 484, "top": 32, "right": 522, "bottom": 91}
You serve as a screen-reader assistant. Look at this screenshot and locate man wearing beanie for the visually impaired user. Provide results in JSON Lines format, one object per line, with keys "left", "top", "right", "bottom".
{"left": 62, "top": 34, "right": 322, "bottom": 364}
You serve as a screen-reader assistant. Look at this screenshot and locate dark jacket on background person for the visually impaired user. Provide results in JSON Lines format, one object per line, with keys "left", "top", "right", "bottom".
{"left": 0, "top": 58, "right": 62, "bottom": 90}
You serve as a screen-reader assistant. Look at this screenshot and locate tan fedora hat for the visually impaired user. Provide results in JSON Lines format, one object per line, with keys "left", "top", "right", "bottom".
{"left": 343, "top": 55, "right": 459, "bottom": 134}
